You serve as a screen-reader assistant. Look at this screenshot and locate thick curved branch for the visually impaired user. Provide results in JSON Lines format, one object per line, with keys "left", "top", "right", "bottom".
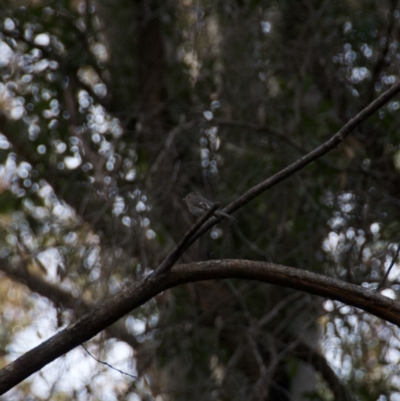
{"left": 1, "top": 259, "right": 399, "bottom": 394}
{"left": 0, "top": 260, "right": 139, "bottom": 349}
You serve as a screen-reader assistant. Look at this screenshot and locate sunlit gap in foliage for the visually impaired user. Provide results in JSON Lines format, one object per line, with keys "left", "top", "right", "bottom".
{"left": 321, "top": 189, "right": 400, "bottom": 394}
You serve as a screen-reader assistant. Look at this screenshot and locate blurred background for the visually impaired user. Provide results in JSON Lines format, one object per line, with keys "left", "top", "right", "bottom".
{"left": 0, "top": 0, "right": 400, "bottom": 400}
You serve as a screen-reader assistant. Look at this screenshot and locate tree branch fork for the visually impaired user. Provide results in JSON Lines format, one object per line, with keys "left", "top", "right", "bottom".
{"left": 1, "top": 259, "right": 399, "bottom": 394}
{"left": 2, "top": 77, "right": 400, "bottom": 394}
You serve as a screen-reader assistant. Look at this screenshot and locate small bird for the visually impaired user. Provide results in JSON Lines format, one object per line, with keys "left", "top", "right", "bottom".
{"left": 183, "top": 192, "right": 235, "bottom": 220}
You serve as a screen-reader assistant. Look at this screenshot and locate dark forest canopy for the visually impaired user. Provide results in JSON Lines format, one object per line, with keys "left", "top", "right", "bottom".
{"left": 0, "top": 1, "right": 400, "bottom": 400}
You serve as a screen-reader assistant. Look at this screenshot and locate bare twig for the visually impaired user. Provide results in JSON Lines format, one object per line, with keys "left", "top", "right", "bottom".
{"left": 149, "top": 119, "right": 199, "bottom": 175}
{"left": 366, "top": 0, "right": 399, "bottom": 104}
{"left": 153, "top": 202, "right": 220, "bottom": 276}
{"left": 149, "top": 81, "right": 400, "bottom": 285}
{"left": 257, "top": 292, "right": 303, "bottom": 329}
{"left": 215, "top": 118, "right": 305, "bottom": 153}
{"left": 376, "top": 243, "right": 400, "bottom": 292}
{"left": 246, "top": 332, "right": 272, "bottom": 401}
{"left": 180, "top": 80, "right": 400, "bottom": 254}
{"left": 81, "top": 344, "right": 139, "bottom": 380}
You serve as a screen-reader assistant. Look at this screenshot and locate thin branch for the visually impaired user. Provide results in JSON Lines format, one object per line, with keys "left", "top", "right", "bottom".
{"left": 154, "top": 202, "right": 220, "bottom": 276}
{"left": 81, "top": 344, "right": 139, "bottom": 380}
{"left": 222, "top": 80, "right": 400, "bottom": 213}
{"left": 179, "top": 80, "right": 400, "bottom": 253}
{"left": 246, "top": 331, "right": 272, "bottom": 401}
{"left": 366, "top": 0, "right": 399, "bottom": 104}
{"left": 257, "top": 292, "right": 303, "bottom": 329}
{"left": 216, "top": 118, "right": 360, "bottom": 174}
{"left": 376, "top": 243, "right": 400, "bottom": 292}
{"left": 2, "top": 259, "right": 400, "bottom": 394}
{"left": 215, "top": 118, "right": 305, "bottom": 153}
{"left": 149, "top": 119, "right": 199, "bottom": 175}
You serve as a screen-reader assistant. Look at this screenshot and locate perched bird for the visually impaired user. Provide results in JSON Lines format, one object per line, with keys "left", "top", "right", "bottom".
{"left": 183, "top": 192, "right": 235, "bottom": 220}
